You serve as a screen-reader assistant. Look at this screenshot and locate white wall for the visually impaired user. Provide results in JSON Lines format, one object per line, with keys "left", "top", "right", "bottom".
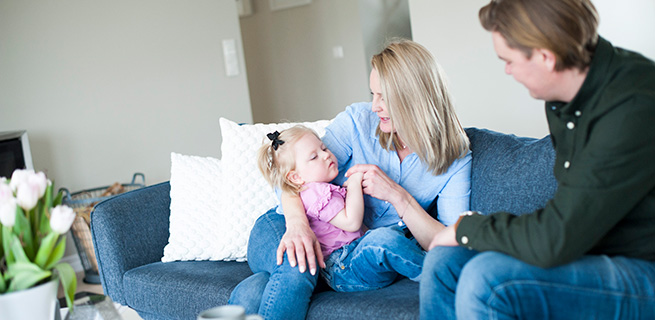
{"left": 409, "top": 0, "right": 655, "bottom": 138}
{"left": 0, "top": 0, "right": 252, "bottom": 267}
{"left": 0, "top": 0, "right": 252, "bottom": 193}
{"left": 239, "top": 0, "right": 370, "bottom": 123}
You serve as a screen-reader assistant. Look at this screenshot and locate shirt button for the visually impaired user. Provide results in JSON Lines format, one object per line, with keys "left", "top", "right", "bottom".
{"left": 564, "top": 161, "right": 571, "bottom": 169}
{"left": 567, "top": 122, "right": 575, "bottom": 130}
{"left": 340, "top": 265, "right": 345, "bottom": 270}
{"left": 575, "top": 110, "right": 582, "bottom": 117}
{"left": 397, "top": 220, "right": 404, "bottom": 227}
{"left": 461, "top": 236, "right": 469, "bottom": 245}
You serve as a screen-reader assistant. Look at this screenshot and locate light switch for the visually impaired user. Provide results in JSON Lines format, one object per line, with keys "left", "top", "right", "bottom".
{"left": 332, "top": 46, "right": 344, "bottom": 59}
{"left": 222, "top": 39, "right": 239, "bottom": 77}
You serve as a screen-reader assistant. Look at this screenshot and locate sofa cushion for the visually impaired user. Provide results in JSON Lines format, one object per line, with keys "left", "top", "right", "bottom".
{"left": 465, "top": 128, "right": 557, "bottom": 215}
{"left": 123, "top": 261, "right": 253, "bottom": 320}
{"left": 308, "top": 279, "right": 419, "bottom": 320}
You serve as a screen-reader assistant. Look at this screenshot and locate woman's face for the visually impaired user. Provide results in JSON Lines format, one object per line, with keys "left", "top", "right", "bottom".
{"left": 369, "top": 68, "right": 394, "bottom": 133}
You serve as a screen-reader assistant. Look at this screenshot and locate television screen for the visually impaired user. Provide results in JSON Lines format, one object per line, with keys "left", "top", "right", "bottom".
{"left": 0, "top": 131, "right": 34, "bottom": 179}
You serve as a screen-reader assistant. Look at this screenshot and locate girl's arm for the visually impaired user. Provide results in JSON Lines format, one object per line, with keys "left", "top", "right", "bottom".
{"left": 345, "top": 164, "right": 445, "bottom": 250}
{"left": 279, "top": 193, "right": 326, "bottom": 275}
{"left": 328, "top": 172, "right": 365, "bottom": 232}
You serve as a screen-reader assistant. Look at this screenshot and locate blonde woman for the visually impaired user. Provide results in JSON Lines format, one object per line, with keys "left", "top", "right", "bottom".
{"left": 229, "top": 39, "right": 471, "bottom": 320}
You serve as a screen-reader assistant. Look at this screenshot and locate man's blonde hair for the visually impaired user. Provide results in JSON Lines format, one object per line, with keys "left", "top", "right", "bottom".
{"left": 371, "top": 39, "right": 469, "bottom": 175}
{"left": 479, "top": 0, "right": 599, "bottom": 71}
{"left": 256, "top": 125, "right": 320, "bottom": 195}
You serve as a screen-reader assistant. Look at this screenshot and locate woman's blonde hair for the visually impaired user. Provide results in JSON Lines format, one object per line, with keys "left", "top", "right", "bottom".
{"left": 371, "top": 39, "right": 469, "bottom": 175}
{"left": 256, "top": 125, "right": 320, "bottom": 195}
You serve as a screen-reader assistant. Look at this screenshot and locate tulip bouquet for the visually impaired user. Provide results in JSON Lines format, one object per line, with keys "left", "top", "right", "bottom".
{"left": 0, "top": 169, "right": 77, "bottom": 309}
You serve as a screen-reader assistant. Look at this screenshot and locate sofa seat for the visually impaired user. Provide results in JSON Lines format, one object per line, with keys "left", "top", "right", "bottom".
{"left": 92, "top": 127, "right": 557, "bottom": 320}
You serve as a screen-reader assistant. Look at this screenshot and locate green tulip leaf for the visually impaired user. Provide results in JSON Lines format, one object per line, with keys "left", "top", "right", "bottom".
{"left": 54, "top": 263, "right": 77, "bottom": 310}
{"left": 6, "top": 261, "right": 51, "bottom": 292}
{"left": 53, "top": 190, "right": 64, "bottom": 207}
{"left": 44, "top": 237, "right": 66, "bottom": 270}
{"left": 9, "top": 234, "right": 29, "bottom": 263}
{"left": 0, "top": 271, "right": 7, "bottom": 293}
{"left": 12, "top": 207, "right": 35, "bottom": 259}
{"left": 34, "top": 232, "right": 58, "bottom": 268}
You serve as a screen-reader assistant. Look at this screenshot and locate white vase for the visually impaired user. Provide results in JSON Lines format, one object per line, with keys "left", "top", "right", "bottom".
{"left": 0, "top": 278, "right": 58, "bottom": 320}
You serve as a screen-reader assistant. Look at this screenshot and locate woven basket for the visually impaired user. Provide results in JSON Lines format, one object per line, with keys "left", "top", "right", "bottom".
{"left": 60, "top": 173, "right": 145, "bottom": 283}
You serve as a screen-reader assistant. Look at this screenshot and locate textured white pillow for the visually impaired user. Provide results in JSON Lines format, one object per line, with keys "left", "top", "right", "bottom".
{"left": 217, "top": 117, "right": 332, "bottom": 260}
{"left": 163, "top": 153, "right": 242, "bottom": 262}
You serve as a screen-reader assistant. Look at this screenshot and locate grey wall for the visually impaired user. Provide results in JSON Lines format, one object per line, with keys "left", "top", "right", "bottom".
{"left": 409, "top": 0, "right": 655, "bottom": 138}
{"left": 239, "top": 0, "right": 371, "bottom": 123}
{"left": 358, "top": 0, "right": 412, "bottom": 77}
{"left": 0, "top": 0, "right": 252, "bottom": 193}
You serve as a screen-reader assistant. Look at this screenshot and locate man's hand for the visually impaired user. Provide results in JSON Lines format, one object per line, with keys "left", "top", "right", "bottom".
{"left": 277, "top": 222, "right": 325, "bottom": 275}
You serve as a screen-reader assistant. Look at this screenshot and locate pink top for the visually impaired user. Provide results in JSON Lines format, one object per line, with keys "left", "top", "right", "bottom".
{"left": 299, "top": 182, "right": 363, "bottom": 258}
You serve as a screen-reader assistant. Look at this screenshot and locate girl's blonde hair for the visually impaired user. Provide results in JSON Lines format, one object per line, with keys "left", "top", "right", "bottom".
{"left": 256, "top": 125, "right": 321, "bottom": 195}
{"left": 371, "top": 39, "right": 469, "bottom": 175}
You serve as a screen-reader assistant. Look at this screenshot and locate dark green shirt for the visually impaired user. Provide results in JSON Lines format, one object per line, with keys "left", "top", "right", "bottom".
{"left": 457, "top": 37, "right": 655, "bottom": 268}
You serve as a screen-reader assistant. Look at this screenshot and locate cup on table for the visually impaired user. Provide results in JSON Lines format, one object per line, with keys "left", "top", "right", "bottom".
{"left": 197, "top": 305, "right": 263, "bottom": 320}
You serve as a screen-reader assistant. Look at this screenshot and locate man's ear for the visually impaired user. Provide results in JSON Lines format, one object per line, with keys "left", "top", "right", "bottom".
{"left": 537, "top": 48, "right": 557, "bottom": 71}
{"left": 286, "top": 170, "right": 304, "bottom": 185}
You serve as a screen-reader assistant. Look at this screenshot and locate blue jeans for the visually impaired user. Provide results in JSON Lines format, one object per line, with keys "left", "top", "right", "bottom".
{"left": 228, "top": 210, "right": 319, "bottom": 320}
{"left": 420, "top": 246, "right": 655, "bottom": 320}
{"left": 322, "top": 225, "right": 425, "bottom": 292}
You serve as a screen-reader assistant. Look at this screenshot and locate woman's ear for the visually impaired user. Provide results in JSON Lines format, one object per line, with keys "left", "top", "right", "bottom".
{"left": 286, "top": 170, "right": 304, "bottom": 185}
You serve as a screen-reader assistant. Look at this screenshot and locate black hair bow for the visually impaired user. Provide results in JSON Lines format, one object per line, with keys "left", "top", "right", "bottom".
{"left": 267, "top": 131, "right": 285, "bottom": 150}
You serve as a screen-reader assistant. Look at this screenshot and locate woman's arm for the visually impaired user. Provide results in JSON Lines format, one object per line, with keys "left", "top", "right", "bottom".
{"left": 328, "top": 172, "right": 365, "bottom": 232}
{"left": 279, "top": 193, "right": 326, "bottom": 275}
{"left": 346, "top": 164, "right": 445, "bottom": 249}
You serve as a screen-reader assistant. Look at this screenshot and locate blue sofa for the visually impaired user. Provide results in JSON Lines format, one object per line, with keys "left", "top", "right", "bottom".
{"left": 91, "top": 128, "right": 557, "bottom": 320}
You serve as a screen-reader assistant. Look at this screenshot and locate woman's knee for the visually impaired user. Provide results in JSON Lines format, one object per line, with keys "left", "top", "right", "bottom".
{"left": 247, "top": 210, "right": 286, "bottom": 272}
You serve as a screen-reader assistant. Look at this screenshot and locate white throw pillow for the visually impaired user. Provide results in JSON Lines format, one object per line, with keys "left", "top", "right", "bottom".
{"left": 163, "top": 153, "right": 235, "bottom": 262}
{"left": 216, "top": 117, "right": 332, "bottom": 260}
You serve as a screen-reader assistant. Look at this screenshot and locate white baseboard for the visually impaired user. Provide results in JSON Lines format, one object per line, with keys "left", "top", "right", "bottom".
{"left": 62, "top": 254, "right": 84, "bottom": 273}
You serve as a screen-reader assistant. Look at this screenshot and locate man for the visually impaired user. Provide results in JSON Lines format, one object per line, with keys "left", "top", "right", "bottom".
{"left": 420, "top": 0, "right": 655, "bottom": 319}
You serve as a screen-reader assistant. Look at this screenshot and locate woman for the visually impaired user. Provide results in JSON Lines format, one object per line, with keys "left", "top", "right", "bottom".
{"left": 229, "top": 39, "right": 471, "bottom": 320}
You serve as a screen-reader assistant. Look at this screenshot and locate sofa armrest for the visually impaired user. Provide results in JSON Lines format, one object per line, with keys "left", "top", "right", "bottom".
{"left": 91, "top": 182, "right": 171, "bottom": 305}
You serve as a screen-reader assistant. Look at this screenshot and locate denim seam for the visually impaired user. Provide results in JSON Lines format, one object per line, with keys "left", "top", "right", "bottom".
{"left": 261, "top": 273, "right": 279, "bottom": 319}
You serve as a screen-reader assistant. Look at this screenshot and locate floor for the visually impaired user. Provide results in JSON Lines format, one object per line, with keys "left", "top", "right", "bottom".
{"left": 57, "top": 271, "right": 143, "bottom": 320}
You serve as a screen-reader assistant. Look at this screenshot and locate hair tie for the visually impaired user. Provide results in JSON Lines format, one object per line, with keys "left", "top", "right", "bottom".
{"left": 267, "top": 131, "right": 285, "bottom": 151}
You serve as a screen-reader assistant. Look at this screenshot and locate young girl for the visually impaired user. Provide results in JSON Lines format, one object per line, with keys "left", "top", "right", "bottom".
{"left": 256, "top": 125, "right": 365, "bottom": 259}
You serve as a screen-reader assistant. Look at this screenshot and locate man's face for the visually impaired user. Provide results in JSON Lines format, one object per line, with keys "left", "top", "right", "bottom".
{"left": 491, "top": 32, "right": 554, "bottom": 100}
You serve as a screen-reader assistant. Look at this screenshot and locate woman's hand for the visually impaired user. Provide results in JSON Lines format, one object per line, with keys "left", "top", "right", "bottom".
{"left": 345, "top": 164, "right": 403, "bottom": 204}
{"left": 277, "top": 222, "right": 325, "bottom": 275}
{"left": 279, "top": 193, "right": 326, "bottom": 275}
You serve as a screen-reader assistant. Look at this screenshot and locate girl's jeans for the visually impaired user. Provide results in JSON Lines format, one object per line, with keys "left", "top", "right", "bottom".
{"left": 321, "top": 224, "right": 424, "bottom": 292}
{"left": 229, "top": 210, "right": 425, "bottom": 320}
{"left": 419, "top": 246, "right": 655, "bottom": 320}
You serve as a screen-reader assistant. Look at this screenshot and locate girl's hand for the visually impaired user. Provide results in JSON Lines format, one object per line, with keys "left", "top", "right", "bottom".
{"left": 345, "top": 164, "right": 402, "bottom": 203}
{"left": 342, "top": 171, "right": 364, "bottom": 188}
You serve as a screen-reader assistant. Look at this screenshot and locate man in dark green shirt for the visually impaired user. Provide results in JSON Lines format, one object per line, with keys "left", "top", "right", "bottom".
{"left": 420, "top": 0, "right": 655, "bottom": 319}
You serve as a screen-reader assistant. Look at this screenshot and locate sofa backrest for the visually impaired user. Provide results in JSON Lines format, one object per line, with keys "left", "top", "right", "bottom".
{"left": 465, "top": 128, "right": 557, "bottom": 216}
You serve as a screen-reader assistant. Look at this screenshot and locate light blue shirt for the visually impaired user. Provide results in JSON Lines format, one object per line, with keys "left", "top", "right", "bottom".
{"left": 278, "top": 102, "right": 471, "bottom": 228}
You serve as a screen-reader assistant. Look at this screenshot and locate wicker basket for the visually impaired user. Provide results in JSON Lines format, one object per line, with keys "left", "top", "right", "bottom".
{"left": 60, "top": 173, "right": 146, "bottom": 284}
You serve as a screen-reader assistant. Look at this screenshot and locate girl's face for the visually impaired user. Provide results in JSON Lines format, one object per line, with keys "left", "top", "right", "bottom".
{"left": 369, "top": 68, "right": 395, "bottom": 133}
{"left": 288, "top": 133, "right": 339, "bottom": 185}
